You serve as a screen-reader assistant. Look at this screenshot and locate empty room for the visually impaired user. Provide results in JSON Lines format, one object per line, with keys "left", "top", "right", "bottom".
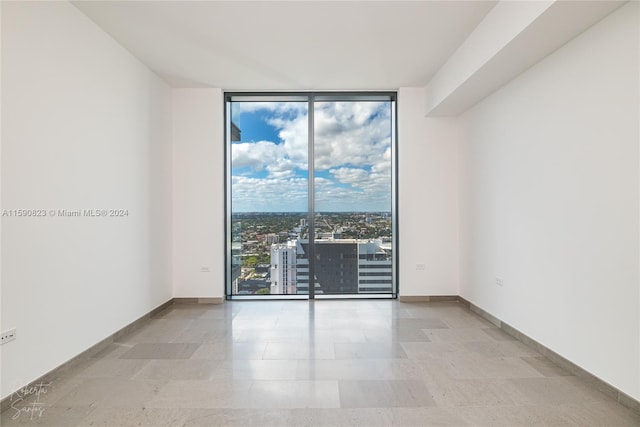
{"left": 1, "top": 0, "right": 639, "bottom": 426}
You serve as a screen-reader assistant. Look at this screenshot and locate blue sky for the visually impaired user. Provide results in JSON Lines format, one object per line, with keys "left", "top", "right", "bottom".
{"left": 231, "top": 101, "right": 392, "bottom": 212}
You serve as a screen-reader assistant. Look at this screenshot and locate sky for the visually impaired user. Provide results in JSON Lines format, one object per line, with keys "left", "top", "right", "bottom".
{"left": 231, "top": 100, "right": 392, "bottom": 212}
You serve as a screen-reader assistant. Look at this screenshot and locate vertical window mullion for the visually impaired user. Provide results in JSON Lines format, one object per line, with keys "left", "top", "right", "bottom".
{"left": 307, "top": 94, "right": 315, "bottom": 299}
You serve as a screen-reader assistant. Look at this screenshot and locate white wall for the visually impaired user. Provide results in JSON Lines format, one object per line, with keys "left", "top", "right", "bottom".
{"left": 458, "top": 2, "right": 639, "bottom": 399}
{"left": 172, "top": 89, "right": 225, "bottom": 299}
{"left": 0, "top": 1, "right": 4, "bottom": 393}
{"left": 398, "top": 88, "right": 460, "bottom": 297}
{"left": 1, "top": 2, "right": 173, "bottom": 399}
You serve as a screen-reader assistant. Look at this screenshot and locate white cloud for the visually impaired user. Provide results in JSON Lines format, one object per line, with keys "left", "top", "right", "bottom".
{"left": 232, "top": 175, "right": 308, "bottom": 212}
{"left": 313, "top": 102, "right": 391, "bottom": 170}
{"left": 269, "top": 112, "right": 309, "bottom": 169}
{"left": 266, "top": 162, "right": 296, "bottom": 179}
{"left": 231, "top": 100, "right": 393, "bottom": 212}
{"left": 330, "top": 167, "right": 370, "bottom": 186}
{"left": 231, "top": 141, "right": 281, "bottom": 171}
{"left": 232, "top": 101, "right": 307, "bottom": 116}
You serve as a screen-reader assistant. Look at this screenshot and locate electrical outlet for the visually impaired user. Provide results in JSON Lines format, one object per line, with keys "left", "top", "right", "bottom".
{"left": 1, "top": 328, "right": 16, "bottom": 345}
{"left": 496, "top": 277, "right": 504, "bottom": 287}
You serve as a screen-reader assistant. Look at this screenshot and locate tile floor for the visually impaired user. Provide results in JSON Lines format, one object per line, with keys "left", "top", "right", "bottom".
{"left": 2, "top": 300, "right": 639, "bottom": 426}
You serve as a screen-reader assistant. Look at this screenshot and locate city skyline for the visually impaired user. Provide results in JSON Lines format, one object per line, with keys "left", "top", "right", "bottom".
{"left": 231, "top": 211, "right": 393, "bottom": 296}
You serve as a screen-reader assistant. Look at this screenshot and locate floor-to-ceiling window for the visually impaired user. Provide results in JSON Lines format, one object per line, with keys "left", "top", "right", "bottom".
{"left": 225, "top": 93, "right": 396, "bottom": 299}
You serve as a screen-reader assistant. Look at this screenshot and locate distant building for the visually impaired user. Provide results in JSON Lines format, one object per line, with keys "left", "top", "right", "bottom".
{"left": 357, "top": 239, "right": 393, "bottom": 293}
{"left": 255, "top": 264, "right": 270, "bottom": 273}
{"left": 313, "top": 239, "right": 358, "bottom": 294}
{"left": 231, "top": 122, "right": 241, "bottom": 141}
{"left": 230, "top": 221, "right": 242, "bottom": 294}
{"left": 270, "top": 238, "right": 392, "bottom": 295}
{"left": 237, "top": 278, "right": 268, "bottom": 294}
{"left": 265, "top": 233, "right": 279, "bottom": 244}
{"left": 270, "top": 241, "right": 298, "bottom": 295}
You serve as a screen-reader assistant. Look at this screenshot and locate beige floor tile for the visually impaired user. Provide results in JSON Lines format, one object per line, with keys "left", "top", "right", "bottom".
{"left": 263, "top": 342, "right": 335, "bottom": 359}
{"left": 423, "top": 327, "right": 497, "bottom": 342}
{"left": 334, "top": 342, "right": 408, "bottom": 359}
{"left": 312, "top": 318, "right": 390, "bottom": 330}
{"left": 54, "top": 378, "right": 167, "bottom": 408}
{"left": 120, "top": 343, "right": 201, "bottom": 359}
{"left": 76, "top": 358, "right": 150, "bottom": 379}
{"left": 456, "top": 405, "right": 548, "bottom": 426}
{"left": 458, "top": 401, "right": 640, "bottom": 427}
{"left": 338, "top": 380, "right": 436, "bottom": 408}
{"left": 77, "top": 407, "right": 188, "bottom": 427}
{"left": 198, "top": 308, "right": 235, "bottom": 320}
{"left": 245, "top": 380, "right": 340, "bottom": 408}
{"left": 288, "top": 408, "right": 394, "bottom": 426}
{"left": 297, "top": 359, "right": 393, "bottom": 381}
{"left": 189, "top": 342, "right": 268, "bottom": 360}
{"left": 380, "top": 359, "right": 432, "bottom": 380}
{"left": 172, "top": 327, "right": 225, "bottom": 344}
{"left": 211, "top": 359, "right": 299, "bottom": 380}
{"left": 311, "top": 329, "right": 368, "bottom": 343}
{"left": 132, "top": 359, "right": 220, "bottom": 380}
{"left": 296, "top": 358, "right": 425, "bottom": 382}
{"left": 183, "top": 408, "right": 292, "bottom": 427}
{"left": 509, "top": 376, "right": 611, "bottom": 405}
{"left": 428, "top": 378, "right": 532, "bottom": 407}
{"left": 403, "top": 302, "right": 466, "bottom": 319}
{"left": 401, "top": 341, "right": 466, "bottom": 359}
{"left": 424, "top": 352, "right": 542, "bottom": 379}
{"left": 388, "top": 407, "right": 471, "bottom": 426}
{"left": 1, "top": 406, "right": 94, "bottom": 427}
{"left": 6, "top": 375, "right": 87, "bottom": 408}
{"left": 146, "top": 379, "right": 252, "bottom": 408}
{"left": 89, "top": 342, "right": 135, "bottom": 359}
{"left": 390, "top": 318, "right": 449, "bottom": 330}
{"left": 439, "top": 314, "right": 496, "bottom": 329}
{"left": 231, "top": 318, "right": 279, "bottom": 330}
{"left": 540, "top": 401, "right": 640, "bottom": 426}
{"left": 363, "top": 327, "right": 432, "bottom": 343}
{"left": 232, "top": 329, "right": 306, "bottom": 343}
{"left": 462, "top": 340, "right": 540, "bottom": 358}
{"left": 521, "top": 355, "right": 573, "bottom": 377}
{"left": 115, "top": 319, "right": 192, "bottom": 344}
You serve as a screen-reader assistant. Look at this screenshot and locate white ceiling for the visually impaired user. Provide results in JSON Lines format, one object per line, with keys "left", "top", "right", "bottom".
{"left": 72, "top": 1, "right": 497, "bottom": 90}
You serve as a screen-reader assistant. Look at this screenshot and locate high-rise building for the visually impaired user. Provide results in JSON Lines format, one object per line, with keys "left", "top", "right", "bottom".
{"left": 357, "top": 239, "right": 393, "bottom": 293}
{"left": 270, "top": 241, "right": 298, "bottom": 295}
{"left": 265, "top": 233, "right": 279, "bottom": 244}
{"left": 269, "top": 238, "right": 392, "bottom": 295}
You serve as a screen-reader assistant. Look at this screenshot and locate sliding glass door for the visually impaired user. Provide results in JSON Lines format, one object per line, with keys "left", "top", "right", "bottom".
{"left": 226, "top": 97, "right": 310, "bottom": 297}
{"left": 226, "top": 93, "right": 396, "bottom": 299}
{"left": 312, "top": 98, "right": 394, "bottom": 297}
